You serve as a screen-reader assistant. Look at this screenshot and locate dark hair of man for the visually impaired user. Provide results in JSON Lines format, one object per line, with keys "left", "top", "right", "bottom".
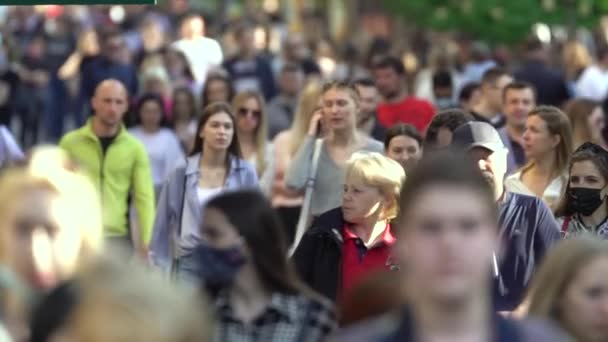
{"left": 432, "top": 70, "right": 453, "bottom": 89}
{"left": 502, "top": 81, "right": 537, "bottom": 102}
{"left": 423, "top": 109, "right": 474, "bottom": 149}
{"left": 281, "top": 63, "right": 302, "bottom": 74}
{"left": 395, "top": 151, "right": 498, "bottom": 233}
{"left": 384, "top": 123, "right": 422, "bottom": 150}
{"left": 233, "top": 21, "right": 254, "bottom": 40}
{"left": 481, "top": 67, "right": 509, "bottom": 86}
{"left": 459, "top": 82, "right": 480, "bottom": 102}
{"left": 524, "top": 37, "right": 544, "bottom": 53}
{"left": 352, "top": 77, "right": 376, "bottom": 89}
{"left": 371, "top": 55, "right": 406, "bottom": 75}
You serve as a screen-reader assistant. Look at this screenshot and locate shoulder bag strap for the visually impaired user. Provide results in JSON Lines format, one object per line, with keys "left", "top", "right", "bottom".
{"left": 289, "top": 138, "right": 323, "bottom": 257}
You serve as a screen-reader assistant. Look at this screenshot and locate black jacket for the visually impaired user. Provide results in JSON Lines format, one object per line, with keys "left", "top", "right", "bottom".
{"left": 292, "top": 208, "right": 345, "bottom": 302}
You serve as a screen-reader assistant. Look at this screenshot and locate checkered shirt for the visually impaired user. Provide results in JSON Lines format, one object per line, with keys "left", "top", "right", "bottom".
{"left": 214, "top": 292, "right": 336, "bottom": 342}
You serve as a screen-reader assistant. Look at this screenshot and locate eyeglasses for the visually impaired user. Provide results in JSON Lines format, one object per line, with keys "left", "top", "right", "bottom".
{"left": 238, "top": 107, "right": 261, "bottom": 118}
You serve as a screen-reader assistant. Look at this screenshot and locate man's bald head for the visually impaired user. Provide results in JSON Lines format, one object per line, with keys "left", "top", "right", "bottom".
{"left": 91, "top": 79, "right": 129, "bottom": 133}
{"left": 94, "top": 79, "right": 128, "bottom": 101}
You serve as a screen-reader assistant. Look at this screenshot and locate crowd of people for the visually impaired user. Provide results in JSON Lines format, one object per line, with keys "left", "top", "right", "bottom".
{"left": 0, "top": 3, "right": 608, "bottom": 342}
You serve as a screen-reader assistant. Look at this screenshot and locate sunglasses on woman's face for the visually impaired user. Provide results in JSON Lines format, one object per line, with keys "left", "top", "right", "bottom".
{"left": 238, "top": 107, "right": 261, "bottom": 118}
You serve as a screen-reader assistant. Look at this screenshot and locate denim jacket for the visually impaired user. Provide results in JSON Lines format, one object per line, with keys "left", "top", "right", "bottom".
{"left": 150, "top": 153, "right": 258, "bottom": 271}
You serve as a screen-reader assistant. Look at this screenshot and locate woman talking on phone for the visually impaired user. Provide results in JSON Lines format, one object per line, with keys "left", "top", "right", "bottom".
{"left": 285, "top": 81, "right": 384, "bottom": 220}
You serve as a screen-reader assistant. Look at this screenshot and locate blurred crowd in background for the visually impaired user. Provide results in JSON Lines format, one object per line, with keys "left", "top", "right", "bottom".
{"left": 0, "top": 1, "right": 606, "bottom": 342}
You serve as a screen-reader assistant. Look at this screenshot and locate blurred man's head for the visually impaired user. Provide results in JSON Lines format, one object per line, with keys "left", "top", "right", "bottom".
{"left": 424, "top": 109, "right": 474, "bottom": 150}
{"left": 394, "top": 152, "right": 499, "bottom": 307}
{"left": 451, "top": 121, "right": 508, "bottom": 200}
{"left": 432, "top": 70, "right": 454, "bottom": 109}
{"left": 234, "top": 23, "right": 256, "bottom": 57}
{"left": 371, "top": 56, "right": 405, "bottom": 101}
{"left": 353, "top": 78, "right": 380, "bottom": 122}
{"left": 278, "top": 64, "right": 304, "bottom": 97}
{"left": 459, "top": 82, "right": 481, "bottom": 111}
{"left": 503, "top": 81, "right": 537, "bottom": 131}
{"left": 102, "top": 31, "right": 127, "bottom": 64}
{"left": 180, "top": 14, "right": 205, "bottom": 39}
{"left": 479, "top": 68, "right": 513, "bottom": 113}
{"left": 91, "top": 79, "right": 129, "bottom": 132}
{"left": 525, "top": 37, "right": 549, "bottom": 63}
{"left": 284, "top": 32, "right": 309, "bottom": 61}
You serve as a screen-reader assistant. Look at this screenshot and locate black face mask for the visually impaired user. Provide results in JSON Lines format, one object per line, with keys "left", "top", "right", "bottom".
{"left": 194, "top": 243, "right": 246, "bottom": 288}
{"left": 568, "top": 187, "right": 605, "bottom": 216}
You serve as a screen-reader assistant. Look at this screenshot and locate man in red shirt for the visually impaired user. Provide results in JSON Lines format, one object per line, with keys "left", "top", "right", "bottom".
{"left": 372, "top": 56, "right": 435, "bottom": 134}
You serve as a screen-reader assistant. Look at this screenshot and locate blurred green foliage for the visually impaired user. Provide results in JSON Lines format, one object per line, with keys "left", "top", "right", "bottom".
{"left": 384, "top": 0, "right": 605, "bottom": 43}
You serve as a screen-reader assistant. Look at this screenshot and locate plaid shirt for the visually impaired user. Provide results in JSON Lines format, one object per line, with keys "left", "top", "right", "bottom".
{"left": 214, "top": 292, "right": 336, "bottom": 342}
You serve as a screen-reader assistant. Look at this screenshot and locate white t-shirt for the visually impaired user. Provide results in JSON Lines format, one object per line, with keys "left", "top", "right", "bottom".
{"left": 172, "top": 37, "right": 223, "bottom": 89}
{"left": 575, "top": 65, "right": 608, "bottom": 101}
{"left": 129, "top": 127, "right": 185, "bottom": 185}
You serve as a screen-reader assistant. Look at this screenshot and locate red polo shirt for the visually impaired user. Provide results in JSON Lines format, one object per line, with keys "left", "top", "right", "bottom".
{"left": 340, "top": 223, "right": 396, "bottom": 301}
{"left": 377, "top": 97, "right": 435, "bottom": 134}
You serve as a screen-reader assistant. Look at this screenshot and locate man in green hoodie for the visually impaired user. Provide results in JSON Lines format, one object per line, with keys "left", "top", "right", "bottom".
{"left": 60, "top": 79, "right": 155, "bottom": 257}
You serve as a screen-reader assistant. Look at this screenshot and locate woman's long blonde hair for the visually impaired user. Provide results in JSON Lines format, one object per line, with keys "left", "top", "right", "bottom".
{"left": 527, "top": 237, "right": 608, "bottom": 336}
{"left": 288, "top": 82, "right": 322, "bottom": 156}
{"left": 232, "top": 90, "right": 269, "bottom": 177}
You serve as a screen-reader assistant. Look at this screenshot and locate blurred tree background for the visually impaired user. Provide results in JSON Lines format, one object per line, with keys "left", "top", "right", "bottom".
{"left": 384, "top": 0, "right": 608, "bottom": 44}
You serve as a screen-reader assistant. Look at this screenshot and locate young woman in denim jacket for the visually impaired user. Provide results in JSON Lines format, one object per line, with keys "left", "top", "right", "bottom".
{"left": 150, "top": 102, "right": 258, "bottom": 281}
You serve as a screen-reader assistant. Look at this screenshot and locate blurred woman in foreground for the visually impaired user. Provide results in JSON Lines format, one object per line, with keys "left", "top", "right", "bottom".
{"left": 30, "top": 254, "right": 211, "bottom": 342}
{"left": 196, "top": 190, "right": 335, "bottom": 341}
{"left": 527, "top": 237, "right": 608, "bottom": 342}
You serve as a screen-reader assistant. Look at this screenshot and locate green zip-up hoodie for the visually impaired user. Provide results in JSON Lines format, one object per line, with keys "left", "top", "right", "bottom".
{"left": 60, "top": 119, "right": 156, "bottom": 246}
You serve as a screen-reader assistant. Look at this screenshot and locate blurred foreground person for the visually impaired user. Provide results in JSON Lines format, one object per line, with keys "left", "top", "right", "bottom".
{"left": 29, "top": 254, "right": 211, "bottom": 342}
{"left": 0, "top": 147, "right": 102, "bottom": 292}
{"left": 332, "top": 153, "right": 567, "bottom": 341}
{"left": 556, "top": 143, "right": 608, "bottom": 238}
{"left": 451, "top": 122, "right": 560, "bottom": 311}
{"left": 293, "top": 152, "right": 405, "bottom": 303}
{"left": 196, "top": 190, "right": 335, "bottom": 341}
{"left": 527, "top": 237, "right": 608, "bottom": 342}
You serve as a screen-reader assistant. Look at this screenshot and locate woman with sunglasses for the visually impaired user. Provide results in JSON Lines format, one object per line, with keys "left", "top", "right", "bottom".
{"left": 151, "top": 102, "right": 258, "bottom": 281}
{"left": 232, "top": 90, "right": 274, "bottom": 193}
{"left": 286, "top": 81, "right": 384, "bottom": 219}
{"left": 555, "top": 142, "right": 608, "bottom": 239}
{"left": 196, "top": 190, "right": 335, "bottom": 341}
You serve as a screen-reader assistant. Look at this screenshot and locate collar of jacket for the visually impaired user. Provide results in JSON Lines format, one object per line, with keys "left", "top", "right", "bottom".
{"left": 308, "top": 207, "right": 345, "bottom": 246}
{"left": 184, "top": 153, "right": 247, "bottom": 176}
{"left": 81, "top": 118, "right": 127, "bottom": 142}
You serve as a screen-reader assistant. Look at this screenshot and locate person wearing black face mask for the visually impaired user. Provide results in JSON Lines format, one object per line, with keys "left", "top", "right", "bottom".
{"left": 195, "top": 190, "right": 336, "bottom": 341}
{"left": 556, "top": 142, "right": 608, "bottom": 238}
